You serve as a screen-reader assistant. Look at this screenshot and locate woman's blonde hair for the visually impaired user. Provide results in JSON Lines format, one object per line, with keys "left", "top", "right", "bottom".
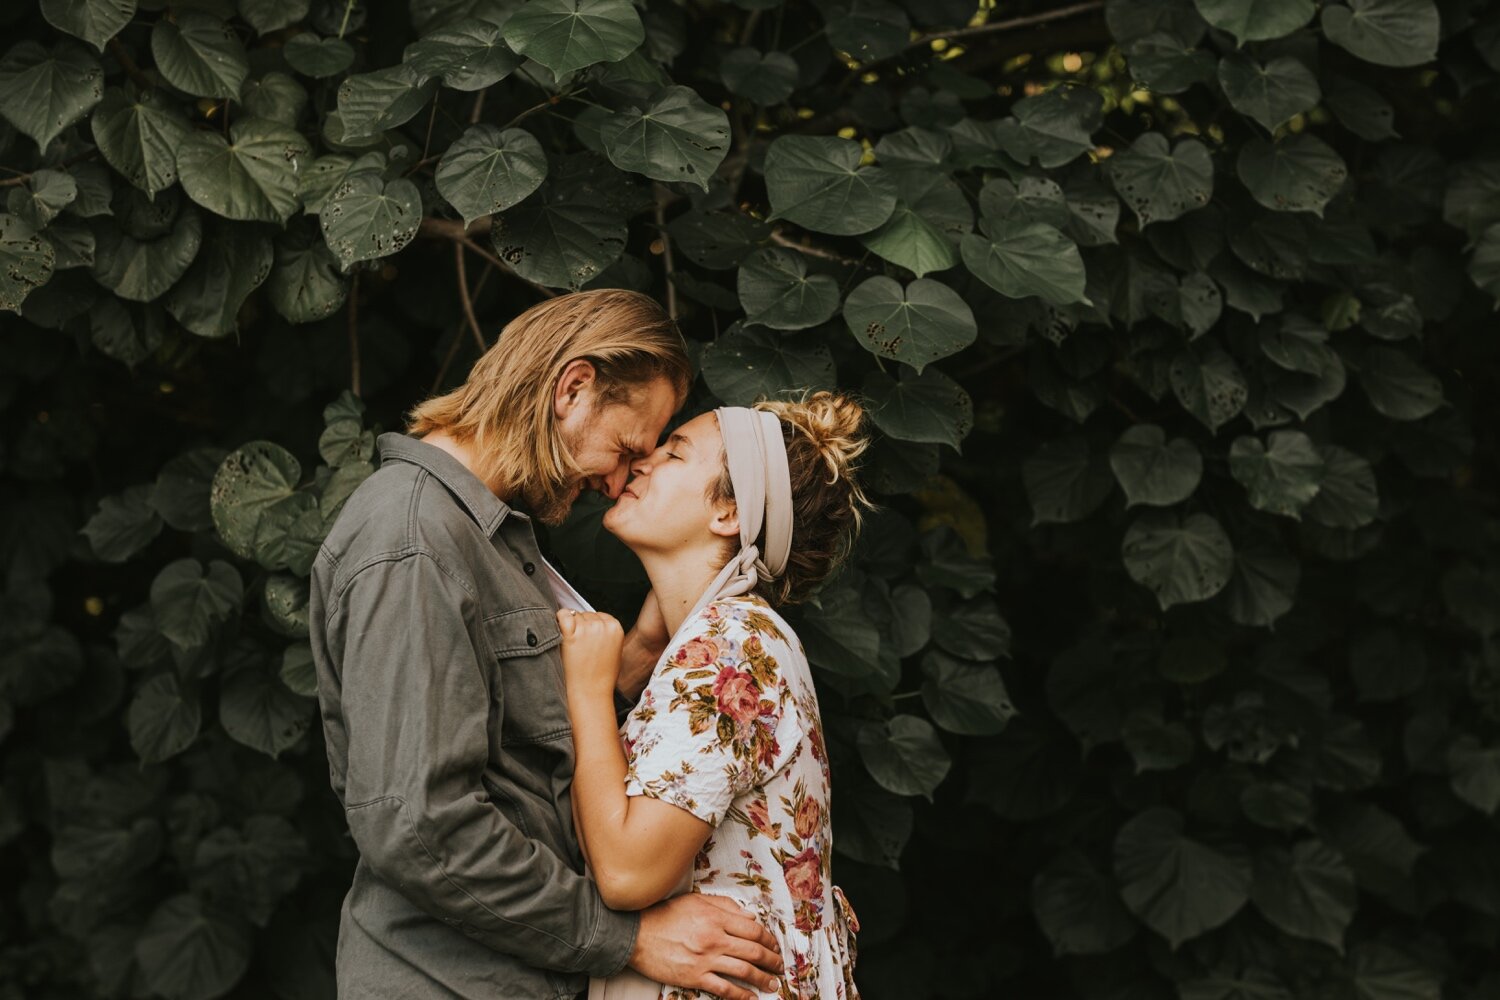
{"left": 407, "top": 289, "right": 691, "bottom": 520}
{"left": 708, "top": 391, "right": 874, "bottom": 605}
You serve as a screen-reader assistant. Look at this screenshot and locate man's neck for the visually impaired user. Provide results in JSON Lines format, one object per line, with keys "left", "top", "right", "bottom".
{"left": 420, "top": 430, "right": 512, "bottom": 503}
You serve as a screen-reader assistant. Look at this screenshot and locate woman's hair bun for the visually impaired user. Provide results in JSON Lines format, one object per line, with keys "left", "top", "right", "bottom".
{"left": 756, "top": 390, "right": 869, "bottom": 487}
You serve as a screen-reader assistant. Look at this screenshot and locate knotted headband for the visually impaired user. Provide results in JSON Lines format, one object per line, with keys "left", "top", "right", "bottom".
{"left": 679, "top": 406, "right": 794, "bottom": 630}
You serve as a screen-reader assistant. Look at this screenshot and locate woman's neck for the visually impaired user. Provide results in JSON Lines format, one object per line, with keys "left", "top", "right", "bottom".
{"left": 637, "top": 547, "right": 729, "bottom": 638}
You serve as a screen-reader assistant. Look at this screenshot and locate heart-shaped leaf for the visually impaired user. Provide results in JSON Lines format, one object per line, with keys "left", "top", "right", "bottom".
{"left": 764, "top": 135, "right": 898, "bottom": 236}
{"left": 864, "top": 366, "right": 973, "bottom": 451}
{"left": 436, "top": 124, "right": 548, "bottom": 227}
{"left": 842, "top": 275, "right": 976, "bottom": 372}
{"left": 0, "top": 40, "right": 103, "bottom": 151}
{"left": 1110, "top": 424, "right": 1203, "bottom": 507}
{"left": 320, "top": 174, "right": 422, "bottom": 267}
{"left": 1109, "top": 132, "right": 1213, "bottom": 226}
{"left": 1237, "top": 134, "right": 1348, "bottom": 216}
{"left": 736, "top": 246, "right": 841, "bottom": 330}
{"left": 1321, "top": 0, "right": 1439, "bottom": 68}
{"left": 600, "top": 85, "right": 729, "bottom": 190}
{"left": 151, "top": 11, "right": 249, "bottom": 99}
{"left": 502, "top": 0, "right": 645, "bottom": 77}
{"left": 176, "top": 118, "right": 311, "bottom": 223}
{"left": 1122, "top": 509, "right": 1234, "bottom": 610}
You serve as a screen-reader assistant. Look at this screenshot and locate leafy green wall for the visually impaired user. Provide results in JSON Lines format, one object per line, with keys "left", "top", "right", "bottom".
{"left": 2, "top": 0, "right": 1499, "bottom": 997}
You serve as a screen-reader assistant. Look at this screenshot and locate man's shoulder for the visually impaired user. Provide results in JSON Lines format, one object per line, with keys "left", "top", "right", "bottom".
{"left": 318, "top": 460, "right": 486, "bottom": 585}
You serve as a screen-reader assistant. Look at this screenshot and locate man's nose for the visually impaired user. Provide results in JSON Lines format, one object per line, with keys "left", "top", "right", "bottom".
{"left": 599, "top": 462, "right": 630, "bottom": 499}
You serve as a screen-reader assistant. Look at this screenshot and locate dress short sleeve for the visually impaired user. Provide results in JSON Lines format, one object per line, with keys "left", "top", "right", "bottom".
{"left": 622, "top": 598, "right": 803, "bottom": 826}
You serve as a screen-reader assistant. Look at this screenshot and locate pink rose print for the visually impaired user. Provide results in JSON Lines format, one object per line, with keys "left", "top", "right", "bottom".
{"left": 675, "top": 636, "right": 721, "bottom": 669}
{"left": 782, "top": 847, "right": 823, "bottom": 902}
{"left": 794, "top": 797, "right": 821, "bottom": 842}
{"left": 714, "top": 666, "right": 761, "bottom": 725}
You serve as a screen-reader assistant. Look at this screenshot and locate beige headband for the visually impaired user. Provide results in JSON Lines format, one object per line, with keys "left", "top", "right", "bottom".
{"left": 679, "top": 407, "right": 793, "bottom": 629}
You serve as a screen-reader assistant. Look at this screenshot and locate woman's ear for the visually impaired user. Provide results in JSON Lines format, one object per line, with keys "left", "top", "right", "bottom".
{"left": 709, "top": 502, "right": 739, "bottom": 540}
{"left": 553, "top": 358, "right": 597, "bottom": 419}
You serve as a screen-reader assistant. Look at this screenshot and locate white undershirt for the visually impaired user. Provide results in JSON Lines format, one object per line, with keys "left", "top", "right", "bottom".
{"left": 542, "top": 556, "right": 594, "bottom": 613}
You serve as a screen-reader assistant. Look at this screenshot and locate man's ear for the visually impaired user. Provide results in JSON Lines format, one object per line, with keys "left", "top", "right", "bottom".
{"left": 709, "top": 502, "right": 739, "bottom": 540}
{"left": 554, "top": 359, "right": 598, "bottom": 419}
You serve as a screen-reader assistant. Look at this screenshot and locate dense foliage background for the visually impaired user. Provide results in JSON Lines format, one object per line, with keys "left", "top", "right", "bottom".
{"left": 3, "top": 0, "right": 1500, "bottom": 996}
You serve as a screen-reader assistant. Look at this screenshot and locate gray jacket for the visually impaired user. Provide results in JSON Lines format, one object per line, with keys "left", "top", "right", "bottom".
{"left": 309, "top": 432, "right": 638, "bottom": 999}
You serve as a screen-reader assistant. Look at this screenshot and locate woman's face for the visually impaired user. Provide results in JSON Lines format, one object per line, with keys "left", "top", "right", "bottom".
{"left": 602, "top": 411, "right": 735, "bottom": 555}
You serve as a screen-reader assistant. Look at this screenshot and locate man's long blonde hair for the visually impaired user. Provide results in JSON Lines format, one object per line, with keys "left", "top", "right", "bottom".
{"left": 407, "top": 289, "right": 691, "bottom": 518}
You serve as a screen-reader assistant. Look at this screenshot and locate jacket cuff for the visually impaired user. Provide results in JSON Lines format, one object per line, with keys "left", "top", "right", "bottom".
{"left": 581, "top": 905, "right": 640, "bottom": 978}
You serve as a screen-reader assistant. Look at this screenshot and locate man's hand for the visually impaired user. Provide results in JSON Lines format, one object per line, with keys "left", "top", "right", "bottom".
{"left": 629, "top": 894, "right": 783, "bottom": 1000}
{"left": 617, "top": 590, "right": 668, "bottom": 704}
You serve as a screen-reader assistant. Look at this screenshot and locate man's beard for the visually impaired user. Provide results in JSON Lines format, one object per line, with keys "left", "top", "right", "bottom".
{"left": 519, "top": 477, "right": 582, "bottom": 527}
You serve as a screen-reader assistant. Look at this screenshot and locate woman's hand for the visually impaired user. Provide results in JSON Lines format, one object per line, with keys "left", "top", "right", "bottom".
{"left": 557, "top": 609, "right": 624, "bottom": 697}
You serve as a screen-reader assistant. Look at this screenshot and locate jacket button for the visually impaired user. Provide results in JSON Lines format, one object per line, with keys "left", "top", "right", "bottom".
{"left": 524, "top": 561, "right": 536, "bottom": 575}
{"left": 526, "top": 630, "right": 538, "bottom": 647}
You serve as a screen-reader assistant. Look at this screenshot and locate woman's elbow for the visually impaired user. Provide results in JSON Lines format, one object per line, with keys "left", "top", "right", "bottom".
{"left": 594, "top": 867, "right": 670, "bottom": 911}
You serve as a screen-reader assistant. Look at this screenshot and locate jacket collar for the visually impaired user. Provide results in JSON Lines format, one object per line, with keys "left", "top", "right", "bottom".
{"left": 376, "top": 432, "right": 514, "bottom": 536}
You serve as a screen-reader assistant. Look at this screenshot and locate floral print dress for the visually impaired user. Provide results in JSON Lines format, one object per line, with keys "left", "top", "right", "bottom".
{"left": 621, "top": 594, "right": 860, "bottom": 1000}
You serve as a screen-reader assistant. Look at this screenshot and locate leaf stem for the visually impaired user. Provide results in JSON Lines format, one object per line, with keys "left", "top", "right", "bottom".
{"left": 337, "top": 0, "right": 358, "bottom": 40}
{"left": 107, "top": 37, "right": 155, "bottom": 92}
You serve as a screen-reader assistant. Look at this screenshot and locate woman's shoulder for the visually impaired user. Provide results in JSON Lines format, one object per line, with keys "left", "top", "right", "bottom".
{"left": 694, "top": 593, "right": 798, "bottom": 651}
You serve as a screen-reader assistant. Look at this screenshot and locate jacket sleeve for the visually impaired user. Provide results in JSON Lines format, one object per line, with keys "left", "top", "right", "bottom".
{"left": 326, "top": 550, "right": 638, "bottom": 977}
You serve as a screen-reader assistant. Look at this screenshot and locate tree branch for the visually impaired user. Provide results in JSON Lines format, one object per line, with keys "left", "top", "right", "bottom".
{"left": 417, "top": 216, "right": 557, "bottom": 298}
{"left": 348, "top": 271, "right": 362, "bottom": 398}
{"left": 455, "top": 241, "right": 488, "bottom": 353}
{"left": 0, "top": 150, "right": 99, "bottom": 187}
{"left": 432, "top": 266, "right": 494, "bottom": 394}
{"left": 769, "top": 228, "right": 870, "bottom": 268}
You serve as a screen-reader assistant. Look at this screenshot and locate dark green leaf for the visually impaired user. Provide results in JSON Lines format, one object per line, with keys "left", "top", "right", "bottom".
{"left": 150, "top": 558, "right": 242, "bottom": 652}
{"left": 320, "top": 174, "right": 421, "bottom": 267}
{"left": 435, "top": 124, "right": 548, "bottom": 226}
{"left": 238, "top": 0, "right": 311, "bottom": 35}
{"left": 921, "top": 651, "right": 1015, "bottom": 736}
{"left": 1023, "top": 434, "right": 1115, "bottom": 525}
{"left": 1108, "top": 132, "right": 1213, "bottom": 226}
{"left": 1237, "top": 134, "right": 1348, "bottom": 216}
{"left": 1030, "top": 851, "right": 1138, "bottom": 956}
{"left": 127, "top": 673, "right": 201, "bottom": 764}
{"left": 961, "top": 222, "right": 1088, "bottom": 306}
{"left": 719, "top": 47, "right": 798, "bottom": 105}
{"left": 0, "top": 214, "right": 56, "bottom": 313}
{"left": 502, "top": 0, "right": 645, "bottom": 77}
{"left": 91, "top": 87, "right": 191, "bottom": 196}
{"left": 336, "top": 64, "right": 438, "bottom": 141}
{"left": 83, "top": 485, "right": 162, "bottom": 562}
{"left": 1229, "top": 430, "right": 1325, "bottom": 519}
{"left": 1321, "top": 0, "right": 1439, "bottom": 67}
{"left": 1224, "top": 545, "right": 1299, "bottom": 627}
{"left": 490, "top": 194, "right": 626, "bottom": 289}
{"left": 1109, "top": 424, "right": 1202, "bottom": 507}
{"left": 857, "top": 715, "right": 951, "bottom": 798}
{"left": 135, "top": 894, "right": 252, "bottom": 1000}
{"left": 736, "top": 247, "right": 841, "bottom": 330}
{"left": 699, "top": 324, "right": 835, "bottom": 406}
{"left": 151, "top": 11, "right": 250, "bottom": 100}
{"left": 153, "top": 447, "right": 226, "bottom": 533}
{"left": 90, "top": 203, "right": 203, "bottom": 302}
{"left": 0, "top": 40, "right": 103, "bottom": 152}
{"left": 1250, "top": 840, "right": 1356, "bottom": 950}
{"left": 1218, "top": 53, "right": 1320, "bottom": 133}
{"left": 1170, "top": 343, "right": 1248, "bottom": 433}
{"left": 211, "top": 441, "right": 301, "bottom": 561}
{"left": 1113, "top": 807, "right": 1251, "bottom": 949}
{"left": 1193, "top": 0, "right": 1314, "bottom": 43}
{"left": 863, "top": 366, "right": 973, "bottom": 451}
{"left": 764, "top": 135, "right": 898, "bottom": 236}
{"left": 1357, "top": 346, "right": 1443, "bottom": 420}
{"left": 1121, "top": 509, "right": 1234, "bottom": 610}
{"left": 282, "top": 33, "right": 355, "bottom": 78}
{"left": 220, "top": 660, "right": 313, "bottom": 757}
{"left": 403, "top": 17, "right": 520, "bottom": 90}
{"left": 267, "top": 219, "right": 348, "bottom": 323}
{"left": 164, "top": 222, "right": 274, "bottom": 338}
{"left": 842, "top": 276, "right": 975, "bottom": 371}
{"left": 600, "top": 85, "right": 729, "bottom": 190}
{"left": 41, "top": 0, "right": 137, "bottom": 52}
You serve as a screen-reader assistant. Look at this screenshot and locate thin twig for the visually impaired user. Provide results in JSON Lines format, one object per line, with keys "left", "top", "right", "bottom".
{"left": 416, "top": 215, "right": 558, "bottom": 298}
{"left": 432, "top": 267, "right": 493, "bottom": 393}
{"left": 0, "top": 150, "right": 98, "bottom": 187}
{"left": 921, "top": 0, "right": 1104, "bottom": 46}
{"left": 769, "top": 228, "right": 868, "bottom": 268}
{"left": 455, "top": 241, "right": 488, "bottom": 353}
{"left": 469, "top": 91, "right": 486, "bottom": 125}
{"left": 653, "top": 183, "right": 678, "bottom": 320}
{"left": 107, "top": 38, "right": 154, "bottom": 91}
{"left": 348, "top": 271, "right": 362, "bottom": 397}
{"left": 420, "top": 97, "right": 439, "bottom": 162}
{"left": 337, "top": 0, "right": 358, "bottom": 39}
{"left": 739, "top": 9, "right": 763, "bottom": 47}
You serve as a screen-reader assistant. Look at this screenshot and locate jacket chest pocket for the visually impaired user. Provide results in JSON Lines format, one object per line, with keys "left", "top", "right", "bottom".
{"left": 481, "top": 606, "right": 570, "bottom": 744}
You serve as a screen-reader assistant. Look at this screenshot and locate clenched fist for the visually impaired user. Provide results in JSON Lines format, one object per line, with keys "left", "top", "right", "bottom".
{"left": 556, "top": 609, "right": 625, "bottom": 697}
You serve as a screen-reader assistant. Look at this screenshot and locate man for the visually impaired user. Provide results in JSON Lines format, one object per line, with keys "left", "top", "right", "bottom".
{"left": 309, "top": 290, "right": 784, "bottom": 1000}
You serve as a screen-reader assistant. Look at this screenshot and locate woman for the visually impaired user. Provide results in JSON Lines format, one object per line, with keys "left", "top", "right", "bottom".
{"left": 557, "top": 391, "right": 869, "bottom": 1000}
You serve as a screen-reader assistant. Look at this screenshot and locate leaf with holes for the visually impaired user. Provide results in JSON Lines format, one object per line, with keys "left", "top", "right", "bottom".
{"left": 336, "top": 64, "right": 438, "bottom": 141}
{"left": 320, "top": 174, "right": 421, "bottom": 267}
{"left": 600, "top": 86, "right": 729, "bottom": 191}
{"left": 1109, "top": 133, "right": 1213, "bottom": 227}
{"left": 176, "top": 118, "right": 311, "bottom": 224}
{"left": 843, "top": 276, "right": 976, "bottom": 372}
{"left": 491, "top": 194, "right": 627, "bottom": 289}
{"left": 863, "top": 366, "right": 973, "bottom": 451}
{"left": 436, "top": 125, "right": 548, "bottom": 227}
{"left": 1238, "top": 134, "right": 1348, "bottom": 216}
{"left": 1170, "top": 344, "right": 1248, "bottom": 433}
{"left": 0, "top": 214, "right": 57, "bottom": 313}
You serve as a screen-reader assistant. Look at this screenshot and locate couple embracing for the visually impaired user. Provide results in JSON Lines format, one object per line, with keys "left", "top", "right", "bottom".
{"left": 308, "top": 289, "right": 866, "bottom": 1000}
